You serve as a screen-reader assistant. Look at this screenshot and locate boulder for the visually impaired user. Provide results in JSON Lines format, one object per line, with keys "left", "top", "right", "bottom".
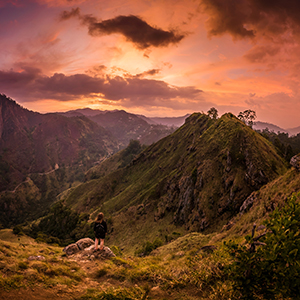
{"left": 63, "top": 238, "right": 94, "bottom": 255}
{"left": 76, "top": 238, "right": 94, "bottom": 250}
{"left": 63, "top": 238, "right": 115, "bottom": 260}
{"left": 290, "top": 154, "right": 300, "bottom": 171}
{"left": 240, "top": 193, "right": 257, "bottom": 214}
{"left": 82, "top": 245, "right": 116, "bottom": 259}
{"left": 63, "top": 243, "right": 80, "bottom": 256}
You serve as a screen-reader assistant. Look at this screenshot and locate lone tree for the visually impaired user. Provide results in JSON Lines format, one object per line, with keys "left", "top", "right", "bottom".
{"left": 238, "top": 109, "right": 256, "bottom": 128}
{"left": 207, "top": 107, "right": 218, "bottom": 119}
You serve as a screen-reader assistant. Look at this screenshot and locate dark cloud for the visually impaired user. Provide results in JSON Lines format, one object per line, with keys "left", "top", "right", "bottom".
{"left": 244, "top": 45, "right": 280, "bottom": 62}
{"left": 59, "top": 7, "right": 80, "bottom": 20}
{"left": 60, "top": 8, "right": 186, "bottom": 49}
{"left": 0, "top": 68, "right": 202, "bottom": 104}
{"left": 200, "top": 0, "right": 300, "bottom": 40}
{"left": 135, "top": 69, "right": 161, "bottom": 78}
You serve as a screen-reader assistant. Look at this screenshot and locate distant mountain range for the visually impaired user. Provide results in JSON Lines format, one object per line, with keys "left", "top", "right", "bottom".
{"left": 59, "top": 108, "right": 190, "bottom": 128}
{"left": 0, "top": 95, "right": 119, "bottom": 190}
{"left": 0, "top": 96, "right": 178, "bottom": 226}
{"left": 63, "top": 108, "right": 300, "bottom": 136}
{"left": 59, "top": 108, "right": 177, "bottom": 147}
{"left": 253, "top": 121, "right": 300, "bottom": 136}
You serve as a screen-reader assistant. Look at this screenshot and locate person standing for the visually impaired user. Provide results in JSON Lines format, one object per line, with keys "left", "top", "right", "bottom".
{"left": 93, "top": 212, "right": 107, "bottom": 251}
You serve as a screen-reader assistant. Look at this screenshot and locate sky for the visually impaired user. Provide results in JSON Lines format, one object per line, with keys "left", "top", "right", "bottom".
{"left": 1, "top": 0, "right": 300, "bottom": 128}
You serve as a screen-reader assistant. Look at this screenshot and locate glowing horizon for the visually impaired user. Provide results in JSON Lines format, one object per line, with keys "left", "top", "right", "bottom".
{"left": 1, "top": 0, "right": 300, "bottom": 128}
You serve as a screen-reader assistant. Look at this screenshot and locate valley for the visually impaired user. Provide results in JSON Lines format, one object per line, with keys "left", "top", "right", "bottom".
{"left": 1, "top": 95, "right": 300, "bottom": 299}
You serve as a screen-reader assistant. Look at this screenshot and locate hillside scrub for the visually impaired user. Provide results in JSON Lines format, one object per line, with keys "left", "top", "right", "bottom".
{"left": 3, "top": 192, "right": 300, "bottom": 300}
{"left": 23, "top": 201, "right": 93, "bottom": 246}
{"left": 85, "top": 140, "right": 145, "bottom": 181}
{"left": 0, "top": 237, "right": 84, "bottom": 291}
{"left": 258, "top": 129, "right": 300, "bottom": 162}
{"left": 225, "top": 193, "right": 300, "bottom": 299}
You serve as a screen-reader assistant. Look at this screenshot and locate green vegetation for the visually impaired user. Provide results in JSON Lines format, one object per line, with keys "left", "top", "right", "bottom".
{"left": 2, "top": 104, "right": 300, "bottom": 299}
{"left": 20, "top": 112, "right": 288, "bottom": 253}
{"left": 22, "top": 201, "right": 93, "bottom": 246}
{"left": 0, "top": 233, "right": 84, "bottom": 291}
{"left": 135, "top": 238, "right": 163, "bottom": 256}
{"left": 258, "top": 129, "right": 300, "bottom": 162}
{"left": 85, "top": 140, "right": 145, "bottom": 180}
{"left": 226, "top": 193, "right": 300, "bottom": 299}
{"left": 2, "top": 192, "right": 300, "bottom": 299}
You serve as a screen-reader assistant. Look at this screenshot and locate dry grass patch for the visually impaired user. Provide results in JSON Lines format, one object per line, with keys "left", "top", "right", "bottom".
{"left": 0, "top": 231, "right": 85, "bottom": 291}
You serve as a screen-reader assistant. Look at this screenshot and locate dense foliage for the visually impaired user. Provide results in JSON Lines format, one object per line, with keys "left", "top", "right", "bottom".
{"left": 23, "top": 201, "right": 93, "bottom": 246}
{"left": 226, "top": 193, "right": 300, "bottom": 299}
{"left": 119, "top": 140, "right": 143, "bottom": 168}
{"left": 258, "top": 129, "right": 300, "bottom": 162}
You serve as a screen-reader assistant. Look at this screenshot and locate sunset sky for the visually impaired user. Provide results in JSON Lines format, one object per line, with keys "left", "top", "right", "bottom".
{"left": 1, "top": 0, "right": 300, "bottom": 128}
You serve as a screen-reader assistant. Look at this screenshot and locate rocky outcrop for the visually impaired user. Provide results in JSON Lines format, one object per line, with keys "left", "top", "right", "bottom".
{"left": 63, "top": 238, "right": 115, "bottom": 260}
{"left": 240, "top": 193, "right": 257, "bottom": 214}
{"left": 63, "top": 238, "right": 94, "bottom": 255}
{"left": 76, "top": 245, "right": 116, "bottom": 260}
{"left": 290, "top": 154, "right": 300, "bottom": 171}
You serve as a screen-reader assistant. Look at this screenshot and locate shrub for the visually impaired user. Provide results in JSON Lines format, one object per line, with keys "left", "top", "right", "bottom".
{"left": 135, "top": 238, "right": 163, "bottom": 256}
{"left": 225, "top": 193, "right": 300, "bottom": 299}
{"left": 12, "top": 225, "right": 24, "bottom": 236}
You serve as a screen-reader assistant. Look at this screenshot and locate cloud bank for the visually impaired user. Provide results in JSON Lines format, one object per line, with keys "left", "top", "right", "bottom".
{"left": 201, "top": 0, "right": 300, "bottom": 41}
{"left": 0, "top": 67, "right": 202, "bottom": 106}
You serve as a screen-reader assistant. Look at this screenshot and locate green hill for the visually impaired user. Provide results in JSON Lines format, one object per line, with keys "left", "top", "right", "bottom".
{"left": 33, "top": 112, "right": 287, "bottom": 252}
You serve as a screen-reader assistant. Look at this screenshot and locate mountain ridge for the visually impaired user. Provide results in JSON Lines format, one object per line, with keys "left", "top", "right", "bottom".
{"left": 0, "top": 95, "right": 120, "bottom": 226}
{"left": 49, "top": 112, "right": 288, "bottom": 251}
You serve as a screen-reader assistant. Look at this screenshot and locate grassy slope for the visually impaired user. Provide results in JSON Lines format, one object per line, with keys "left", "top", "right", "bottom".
{"left": 2, "top": 175, "right": 300, "bottom": 300}
{"left": 0, "top": 229, "right": 83, "bottom": 291}
{"left": 0, "top": 228, "right": 232, "bottom": 300}
{"left": 58, "top": 113, "right": 287, "bottom": 254}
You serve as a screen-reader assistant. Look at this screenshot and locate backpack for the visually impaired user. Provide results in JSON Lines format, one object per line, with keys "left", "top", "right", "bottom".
{"left": 95, "top": 222, "right": 105, "bottom": 236}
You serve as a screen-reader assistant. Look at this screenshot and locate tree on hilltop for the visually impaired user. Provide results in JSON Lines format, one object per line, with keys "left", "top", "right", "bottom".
{"left": 207, "top": 107, "right": 218, "bottom": 119}
{"left": 238, "top": 109, "right": 256, "bottom": 128}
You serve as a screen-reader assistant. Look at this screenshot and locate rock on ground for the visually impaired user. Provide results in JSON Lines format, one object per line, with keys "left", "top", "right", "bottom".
{"left": 63, "top": 238, "right": 94, "bottom": 255}
{"left": 63, "top": 238, "right": 115, "bottom": 260}
{"left": 290, "top": 154, "right": 300, "bottom": 171}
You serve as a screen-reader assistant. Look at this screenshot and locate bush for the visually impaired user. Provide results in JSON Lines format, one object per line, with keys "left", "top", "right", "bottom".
{"left": 225, "top": 193, "right": 300, "bottom": 299}
{"left": 13, "top": 225, "right": 24, "bottom": 236}
{"left": 135, "top": 238, "right": 163, "bottom": 256}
